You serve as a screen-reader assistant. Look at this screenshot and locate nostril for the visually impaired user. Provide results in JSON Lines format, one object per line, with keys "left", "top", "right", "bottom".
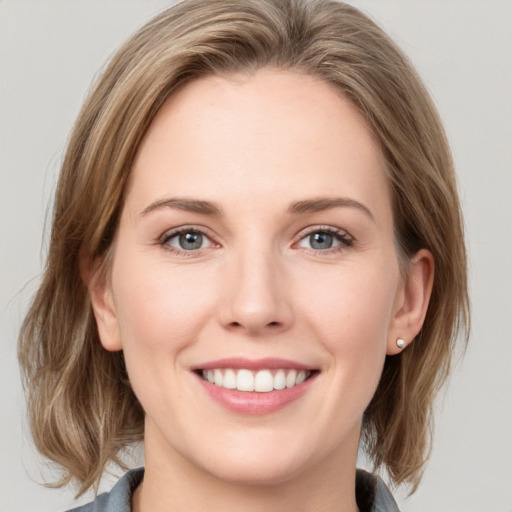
{"left": 226, "top": 320, "right": 282, "bottom": 332}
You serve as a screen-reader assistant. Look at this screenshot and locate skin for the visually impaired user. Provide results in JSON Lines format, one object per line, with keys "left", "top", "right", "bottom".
{"left": 91, "top": 69, "right": 433, "bottom": 512}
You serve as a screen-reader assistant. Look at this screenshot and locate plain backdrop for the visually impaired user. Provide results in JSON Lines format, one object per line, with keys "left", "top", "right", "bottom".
{"left": 1, "top": 1, "right": 511, "bottom": 511}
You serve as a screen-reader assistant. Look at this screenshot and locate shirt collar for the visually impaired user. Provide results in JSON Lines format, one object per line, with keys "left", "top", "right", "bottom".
{"left": 67, "top": 467, "right": 400, "bottom": 512}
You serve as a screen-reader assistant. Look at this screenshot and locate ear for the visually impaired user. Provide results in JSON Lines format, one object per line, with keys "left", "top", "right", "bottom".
{"left": 387, "top": 249, "right": 434, "bottom": 355}
{"left": 85, "top": 257, "right": 123, "bottom": 352}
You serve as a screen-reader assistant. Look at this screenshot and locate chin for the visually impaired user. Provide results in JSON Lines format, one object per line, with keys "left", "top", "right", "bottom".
{"left": 189, "top": 432, "right": 328, "bottom": 488}
{"left": 203, "top": 455, "right": 308, "bottom": 487}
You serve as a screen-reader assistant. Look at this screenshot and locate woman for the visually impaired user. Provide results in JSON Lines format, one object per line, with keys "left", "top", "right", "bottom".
{"left": 18, "top": 0, "right": 469, "bottom": 511}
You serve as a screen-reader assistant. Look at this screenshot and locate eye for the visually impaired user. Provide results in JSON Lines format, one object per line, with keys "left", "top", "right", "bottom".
{"left": 162, "top": 228, "right": 215, "bottom": 252}
{"left": 296, "top": 227, "right": 353, "bottom": 252}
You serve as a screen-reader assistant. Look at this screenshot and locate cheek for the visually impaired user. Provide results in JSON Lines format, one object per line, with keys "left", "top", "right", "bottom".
{"left": 109, "top": 255, "right": 222, "bottom": 417}
{"left": 110, "top": 252, "right": 218, "bottom": 357}
{"left": 298, "top": 260, "right": 398, "bottom": 390}
{"left": 303, "top": 261, "right": 397, "bottom": 339}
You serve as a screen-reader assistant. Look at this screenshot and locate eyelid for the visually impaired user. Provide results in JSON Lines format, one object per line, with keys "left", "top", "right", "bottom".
{"left": 292, "top": 225, "right": 354, "bottom": 251}
{"left": 159, "top": 225, "right": 220, "bottom": 254}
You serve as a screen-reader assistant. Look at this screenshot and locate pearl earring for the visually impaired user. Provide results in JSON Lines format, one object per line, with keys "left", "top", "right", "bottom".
{"left": 396, "top": 338, "right": 406, "bottom": 349}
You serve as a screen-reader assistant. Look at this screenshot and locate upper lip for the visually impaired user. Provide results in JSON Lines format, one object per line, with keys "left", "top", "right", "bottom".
{"left": 192, "top": 357, "right": 316, "bottom": 371}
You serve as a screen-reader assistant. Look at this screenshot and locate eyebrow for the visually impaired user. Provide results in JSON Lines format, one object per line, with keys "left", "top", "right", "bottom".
{"left": 288, "top": 197, "right": 374, "bottom": 221}
{"left": 140, "top": 196, "right": 374, "bottom": 221}
{"left": 140, "top": 198, "right": 222, "bottom": 217}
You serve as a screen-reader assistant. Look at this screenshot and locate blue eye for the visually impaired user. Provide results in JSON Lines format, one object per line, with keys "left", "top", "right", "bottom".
{"left": 308, "top": 232, "right": 336, "bottom": 250}
{"left": 297, "top": 228, "right": 352, "bottom": 251}
{"left": 164, "top": 229, "right": 212, "bottom": 251}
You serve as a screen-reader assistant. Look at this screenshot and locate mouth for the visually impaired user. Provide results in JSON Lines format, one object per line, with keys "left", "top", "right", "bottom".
{"left": 197, "top": 368, "right": 316, "bottom": 392}
{"left": 192, "top": 358, "right": 319, "bottom": 414}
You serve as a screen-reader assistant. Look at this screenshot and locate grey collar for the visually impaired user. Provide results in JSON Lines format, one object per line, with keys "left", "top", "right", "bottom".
{"left": 66, "top": 467, "right": 400, "bottom": 512}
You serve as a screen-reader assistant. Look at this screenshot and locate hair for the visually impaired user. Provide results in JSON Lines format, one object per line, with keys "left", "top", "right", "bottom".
{"left": 19, "top": 0, "right": 469, "bottom": 497}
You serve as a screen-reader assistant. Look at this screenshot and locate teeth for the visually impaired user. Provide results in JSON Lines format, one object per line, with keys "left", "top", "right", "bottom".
{"left": 201, "top": 368, "right": 312, "bottom": 392}
{"left": 254, "top": 370, "right": 273, "bottom": 392}
{"left": 223, "top": 369, "right": 237, "bottom": 389}
{"left": 214, "top": 369, "right": 223, "bottom": 386}
{"left": 286, "top": 369, "right": 297, "bottom": 388}
{"left": 296, "top": 370, "right": 306, "bottom": 385}
{"left": 236, "top": 369, "right": 254, "bottom": 391}
{"left": 273, "top": 369, "right": 286, "bottom": 390}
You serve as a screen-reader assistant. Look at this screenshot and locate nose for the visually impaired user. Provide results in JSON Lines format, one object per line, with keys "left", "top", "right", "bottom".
{"left": 218, "top": 246, "right": 294, "bottom": 336}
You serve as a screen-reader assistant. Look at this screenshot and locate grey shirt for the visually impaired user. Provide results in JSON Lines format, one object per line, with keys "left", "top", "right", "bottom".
{"left": 66, "top": 467, "right": 400, "bottom": 512}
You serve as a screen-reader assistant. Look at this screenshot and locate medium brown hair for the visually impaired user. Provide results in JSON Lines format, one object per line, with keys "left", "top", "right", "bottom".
{"left": 19, "top": 0, "right": 469, "bottom": 496}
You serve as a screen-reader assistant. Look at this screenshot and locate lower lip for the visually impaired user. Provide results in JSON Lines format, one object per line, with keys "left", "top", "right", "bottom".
{"left": 195, "top": 372, "right": 316, "bottom": 415}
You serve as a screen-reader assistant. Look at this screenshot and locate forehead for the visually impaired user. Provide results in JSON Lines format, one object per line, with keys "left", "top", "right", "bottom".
{"left": 127, "top": 69, "right": 390, "bottom": 223}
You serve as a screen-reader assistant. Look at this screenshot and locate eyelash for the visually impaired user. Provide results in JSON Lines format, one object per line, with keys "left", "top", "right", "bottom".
{"left": 292, "top": 225, "right": 354, "bottom": 255}
{"left": 159, "top": 225, "right": 219, "bottom": 256}
{"left": 159, "top": 225, "right": 354, "bottom": 256}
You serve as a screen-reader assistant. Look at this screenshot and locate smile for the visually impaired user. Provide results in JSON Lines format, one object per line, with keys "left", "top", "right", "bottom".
{"left": 193, "top": 358, "right": 318, "bottom": 414}
{"left": 201, "top": 368, "right": 312, "bottom": 392}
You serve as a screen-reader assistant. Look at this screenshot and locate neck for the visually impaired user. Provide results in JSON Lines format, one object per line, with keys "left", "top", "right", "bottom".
{"left": 133, "top": 423, "right": 360, "bottom": 512}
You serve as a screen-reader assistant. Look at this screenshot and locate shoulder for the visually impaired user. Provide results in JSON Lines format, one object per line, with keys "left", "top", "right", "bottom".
{"left": 356, "top": 469, "right": 401, "bottom": 512}
{"left": 64, "top": 468, "right": 144, "bottom": 512}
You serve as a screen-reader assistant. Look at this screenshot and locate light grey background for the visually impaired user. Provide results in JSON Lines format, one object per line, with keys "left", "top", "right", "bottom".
{"left": 1, "top": 1, "right": 511, "bottom": 511}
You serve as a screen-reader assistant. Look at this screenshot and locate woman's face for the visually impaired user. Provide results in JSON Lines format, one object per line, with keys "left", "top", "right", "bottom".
{"left": 94, "top": 70, "right": 410, "bottom": 485}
